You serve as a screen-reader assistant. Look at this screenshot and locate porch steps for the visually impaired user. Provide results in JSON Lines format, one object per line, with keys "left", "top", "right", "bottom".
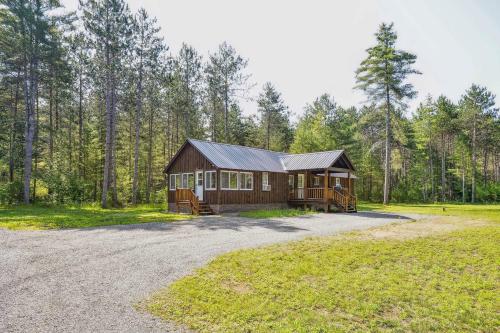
{"left": 197, "top": 201, "right": 214, "bottom": 215}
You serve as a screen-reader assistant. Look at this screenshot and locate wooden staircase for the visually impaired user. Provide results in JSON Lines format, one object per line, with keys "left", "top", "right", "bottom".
{"left": 176, "top": 189, "right": 214, "bottom": 216}
{"left": 332, "top": 188, "right": 357, "bottom": 213}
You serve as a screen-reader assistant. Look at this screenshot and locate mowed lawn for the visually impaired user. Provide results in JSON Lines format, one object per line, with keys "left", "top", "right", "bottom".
{"left": 145, "top": 204, "right": 500, "bottom": 332}
{"left": 0, "top": 204, "right": 188, "bottom": 230}
{"left": 359, "top": 201, "right": 500, "bottom": 223}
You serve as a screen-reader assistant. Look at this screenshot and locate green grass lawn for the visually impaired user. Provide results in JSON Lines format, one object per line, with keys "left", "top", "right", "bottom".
{"left": 145, "top": 207, "right": 499, "bottom": 332}
{"left": 358, "top": 202, "right": 500, "bottom": 223}
{"left": 239, "top": 208, "right": 314, "bottom": 219}
{"left": 0, "top": 204, "right": 188, "bottom": 230}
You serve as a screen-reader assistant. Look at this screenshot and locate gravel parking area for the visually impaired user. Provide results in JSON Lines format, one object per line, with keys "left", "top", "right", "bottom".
{"left": 0, "top": 211, "right": 422, "bottom": 332}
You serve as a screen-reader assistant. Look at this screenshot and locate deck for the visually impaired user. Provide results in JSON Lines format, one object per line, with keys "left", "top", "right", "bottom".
{"left": 288, "top": 187, "right": 357, "bottom": 212}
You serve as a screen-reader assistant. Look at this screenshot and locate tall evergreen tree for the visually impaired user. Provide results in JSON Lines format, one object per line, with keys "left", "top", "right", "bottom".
{"left": 459, "top": 84, "right": 497, "bottom": 202}
{"left": 257, "top": 82, "right": 293, "bottom": 151}
{"left": 80, "top": 0, "right": 132, "bottom": 207}
{"left": 355, "top": 22, "right": 421, "bottom": 204}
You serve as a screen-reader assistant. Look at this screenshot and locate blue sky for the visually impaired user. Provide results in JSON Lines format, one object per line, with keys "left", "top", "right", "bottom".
{"left": 63, "top": 0, "right": 500, "bottom": 119}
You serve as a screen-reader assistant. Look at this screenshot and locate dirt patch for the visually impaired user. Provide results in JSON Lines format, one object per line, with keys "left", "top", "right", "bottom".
{"left": 221, "top": 280, "right": 254, "bottom": 294}
{"left": 351, "top": 216, "right": 491, "bottom": 240}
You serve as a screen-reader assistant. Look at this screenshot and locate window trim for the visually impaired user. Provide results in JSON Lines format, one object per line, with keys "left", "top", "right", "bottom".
{"left": 205, "top": 170, "right": 217, "bottom": 191}
{"left": 181, "top": 173, "right": 194, "bottom": 189}
{"left": 220, "top": 170, "right": 239, "bottom": 190}
{"left": 169, "top": 174, "right": 180, "bottom": 191}
{"left": 262, "top": 172, "right": 271, "bottom": 191}
{"left": 313, "top": 176, "right": 320, "bottom": 186}
{"left": 239, "top": 172, "right": 254, "bottom": 191}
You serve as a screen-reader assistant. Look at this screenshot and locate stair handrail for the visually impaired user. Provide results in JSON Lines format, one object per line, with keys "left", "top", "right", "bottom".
{"left": 175, "top": 188, "right": 200, "bottom": 215}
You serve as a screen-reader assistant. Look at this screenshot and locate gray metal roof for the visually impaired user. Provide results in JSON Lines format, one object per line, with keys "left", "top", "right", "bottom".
{"left": 280, "top": 151, "right": 343, "bottom": 171}
{"left": 188, "top": 139, "right": 287, "bottom": 172}
{"left": 186, "top": 139, "right": 349, "bottom": 173}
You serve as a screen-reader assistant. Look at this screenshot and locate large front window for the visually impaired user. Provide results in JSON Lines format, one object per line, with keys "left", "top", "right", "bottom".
{"left": 221, "top": 171, "right": 238, "bottom": 190}
{"left": 169, "top": 174, "right": 180, "bottom": 190}
{"left": 181, "top": 173, "right": 194, "bottom": 189}
{"left": 239, "top": 172, "right": 253, "bottom": 190}
{"left": 205, "top": 171, "right": 216, "bottom": 190}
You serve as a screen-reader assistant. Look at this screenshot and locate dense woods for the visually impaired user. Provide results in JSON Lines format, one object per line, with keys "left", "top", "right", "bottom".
{"left": 0, "top": 0, "right": 498, "bottom": 206}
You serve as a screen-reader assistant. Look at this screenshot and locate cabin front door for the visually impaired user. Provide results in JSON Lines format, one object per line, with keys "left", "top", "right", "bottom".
{"left": 297, "top": 174, "right": 304, "bottom": 199}
{"left": 195, "top": 171, "right": 203, "bottom": 201}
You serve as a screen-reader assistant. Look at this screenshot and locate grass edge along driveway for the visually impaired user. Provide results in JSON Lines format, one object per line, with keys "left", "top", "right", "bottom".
{"left": 144, "top": 211, "right": 499, "bottom": 333}
{"left": 0, "top": 204, "right": 188, "bottom": 230}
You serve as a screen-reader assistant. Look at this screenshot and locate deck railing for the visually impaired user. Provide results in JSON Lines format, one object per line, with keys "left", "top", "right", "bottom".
{"left": 288, "top": 187, "right": 356, "bottom": 211}
{"left": 175, "top": 188, "right": 200, "bottom": 214}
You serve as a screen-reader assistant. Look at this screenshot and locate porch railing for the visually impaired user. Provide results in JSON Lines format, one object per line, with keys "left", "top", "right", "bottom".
{"left": 175, "top": 188, "right": 200, "bottom": 215}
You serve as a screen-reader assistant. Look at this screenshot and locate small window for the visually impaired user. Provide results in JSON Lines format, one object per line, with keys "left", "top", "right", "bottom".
{"left": 313, "top": 176, "right": 320, "bottom": 186}
{"left": 262, "top": 172, "right": 271, "bottom": 191}
{"left": 181, "top": 173, "right": 194, "bottom": 189}
{"left": 169, "top": 174, "right": 180, "bottom": 191}
{"left": 240, "top": 172, "right": 253, "bottom": 190}
{"left": 205, "top": 171, "right": 216, "bottom": 190}
{"left": 221, "top": 170, "right": 238, "bottom": 190}
{"left": 288, "top": 175, "right": 294, "bottom": 188}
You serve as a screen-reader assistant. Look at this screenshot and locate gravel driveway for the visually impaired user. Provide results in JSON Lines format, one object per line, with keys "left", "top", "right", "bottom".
{"left": 0, "top": 211, "right": 421, "bottom": 332}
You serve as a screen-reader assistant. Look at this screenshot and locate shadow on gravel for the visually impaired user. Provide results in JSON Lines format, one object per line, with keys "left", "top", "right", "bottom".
{"left": 75, "top": 216, "right": 309, "bottom": 233}
{"left": 352, "top": 211, "right": 413, "bottom": 220}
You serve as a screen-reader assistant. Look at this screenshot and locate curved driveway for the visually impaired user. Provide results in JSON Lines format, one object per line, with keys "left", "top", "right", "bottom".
{"left": 0, "top": 212, "right": 419, "bottom": 332}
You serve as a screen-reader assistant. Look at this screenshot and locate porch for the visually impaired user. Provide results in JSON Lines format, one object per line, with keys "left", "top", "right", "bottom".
{"left": 287, "top": 170, "right": 357, "bottom": 212}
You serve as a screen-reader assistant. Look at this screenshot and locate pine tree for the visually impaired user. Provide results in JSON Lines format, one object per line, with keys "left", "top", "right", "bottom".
{"left": 80, "top": 0, "right": 132, "bottom": 207}
{"left": 459, "top": 84, "right": 497, "bottom": 202}
{"left": 131, "top": 8, "right": 165, "bottom": 204}
{"left": 257, "top": 82, "right": 293, "bottom": 151}
{"left": 355, "top": 22, "right": 421, "bottom": 204}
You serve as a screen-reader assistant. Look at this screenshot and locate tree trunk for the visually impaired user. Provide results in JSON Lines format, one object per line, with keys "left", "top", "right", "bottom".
{"left": 483, "top": 149, "right": 488, "bottom": 187}
{"left": 471, "top": 116, "right": 476, "bottom": 203}
{"left": 8, "top": 68, "right": 20, "bottom": 182}
{"left": 111, "top": 70, "right": 118, "bottom": 207}
{"left": 383, "top": 88, "right": 391, "bottom": 205}
{"left": 78, "top": 63, "right": 84, "bottom": 178}
{"left": 132, "top": 57, "right": 143, "bottom": 205}
{"left": 101, "top": 45, "right": 113, "bottom": 208}
{"left": 32, "top": 86, "right": 39, "bottom": 202}
{"left": 49, "top": 81, "right": 54, "bottom": 160}
{"left": 146, "top": 106, "right": 154, "bottom": 203}
{"left": 462, "top": 154, "right": 466, "bottom": 203}
{"left": 441, "top": 133, "right": 446, "bottom": 202}
{"left": 23, "top": 59, "right": 38, "bottom": 204}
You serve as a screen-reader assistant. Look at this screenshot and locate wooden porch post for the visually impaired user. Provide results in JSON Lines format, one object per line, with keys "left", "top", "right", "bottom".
{"left": 347, "top": 171, "right": 351, "bottom": 195}
{"left": 304, "top": 170, "right": 308, "bottom": 200}
{"left": 324, "top": 168, "right": 329, "bottom": 212}
{"left": 324, "top": 169, "right": 328, "bottom": 203}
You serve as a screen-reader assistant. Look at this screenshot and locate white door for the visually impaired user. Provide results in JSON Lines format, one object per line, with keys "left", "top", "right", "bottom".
{"left": 297, "top": 174, "right": 304, "bottom": 199}
{"left": 195, "top": 171, "right": 203, "bottom": 201}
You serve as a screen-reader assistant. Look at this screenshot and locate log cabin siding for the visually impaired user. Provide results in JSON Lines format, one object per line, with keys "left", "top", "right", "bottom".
{"left": 218, "top": 171, "right": 288, "bottom": 204}
{"left": 166, "top": 143, "right": 218, "bottom": 205}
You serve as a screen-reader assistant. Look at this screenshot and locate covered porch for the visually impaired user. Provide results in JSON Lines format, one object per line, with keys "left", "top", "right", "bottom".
{"left": 288, "top": 169, "right": 357, "bottom": 212}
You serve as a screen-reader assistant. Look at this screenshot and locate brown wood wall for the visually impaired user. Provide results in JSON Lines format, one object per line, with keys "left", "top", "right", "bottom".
{"left": 166, "top": 142, "right": 289, "bottom": 205}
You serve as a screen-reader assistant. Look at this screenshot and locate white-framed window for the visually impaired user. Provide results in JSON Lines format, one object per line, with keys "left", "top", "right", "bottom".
{"left": 313, "top": 176, "right": 320, "bottom": 186}
{"left": 335, "top": 177, "right": 341, "bottom": 187}
{"left": 169, "top": 174, "right": 180, "bottom": 191}
{"left": 288, "top": 175, "right": 294, "bottom": 188}
{"left": 205, "top": 171, "right": 216, "bottom": 190}
{"left": 262, "top": 172, "right": 271, "bottom": 191}
{"left": 221, "top": 170, "right": 239, "bottom": 190}
{"left": 181, "top": 173, "right": 194, "bottom": 189}
{"left": 239, "top": 172, "right": 253, "bottom": 190}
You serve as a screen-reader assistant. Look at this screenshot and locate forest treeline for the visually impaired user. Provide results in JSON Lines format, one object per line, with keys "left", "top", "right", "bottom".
{"left": 0, "top": 0, "right": 498, "bottom": 206}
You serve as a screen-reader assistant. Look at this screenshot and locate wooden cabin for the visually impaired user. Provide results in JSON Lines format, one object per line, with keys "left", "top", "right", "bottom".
{"left": 164, "top": 139, "right": 357, "bottom": 215}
